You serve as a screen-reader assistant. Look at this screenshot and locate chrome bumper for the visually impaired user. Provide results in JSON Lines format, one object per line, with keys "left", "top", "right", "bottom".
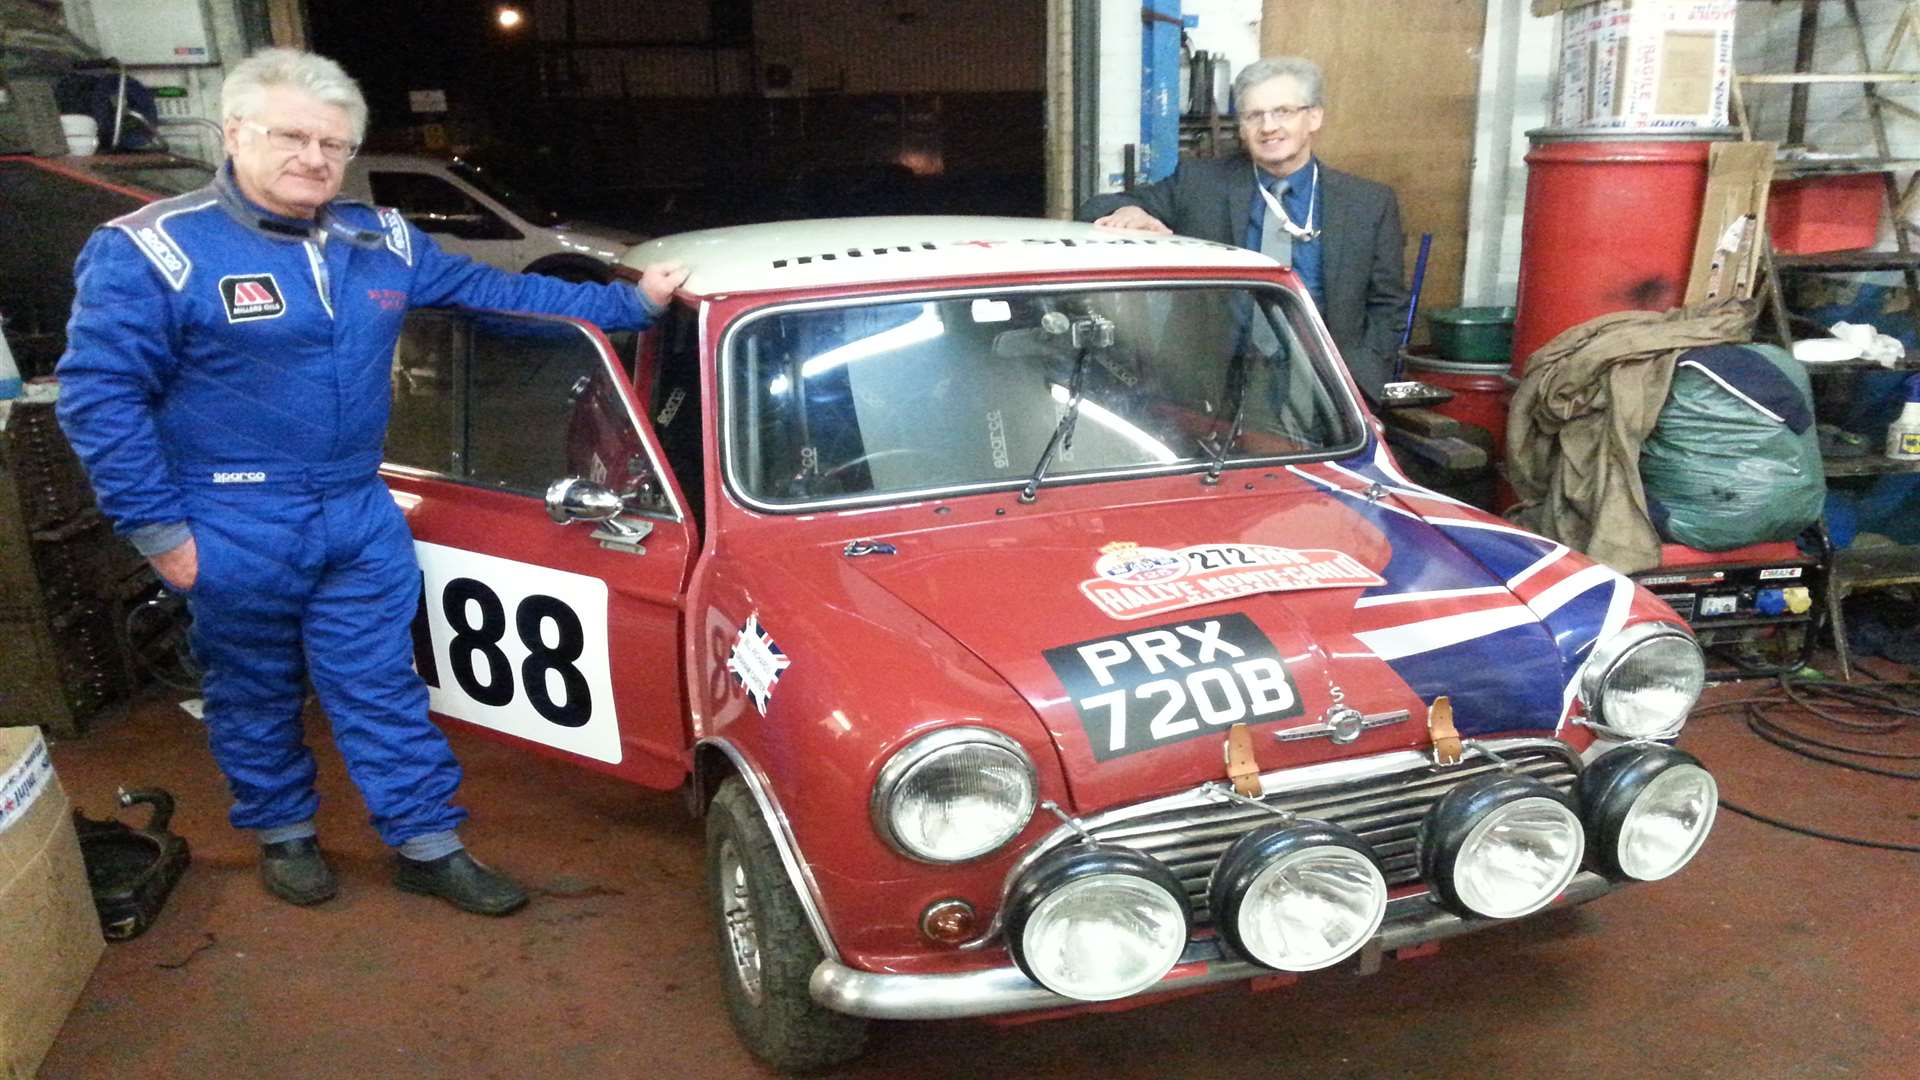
{"left": 810, "top": 871, "right": 1616, "bottom": 1021}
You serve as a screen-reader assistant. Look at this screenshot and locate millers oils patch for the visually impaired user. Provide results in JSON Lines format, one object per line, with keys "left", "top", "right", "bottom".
{"left": 1081, "top": 541, "right": 1383, "bottom": 621}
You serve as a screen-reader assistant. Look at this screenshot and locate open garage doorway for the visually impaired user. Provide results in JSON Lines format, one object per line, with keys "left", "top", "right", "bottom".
{"left": 309, "top": 0, "right": 1047, "bottom": 238}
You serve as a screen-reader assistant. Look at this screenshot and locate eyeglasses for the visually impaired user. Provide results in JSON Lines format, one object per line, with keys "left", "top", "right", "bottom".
{"left": 243, "top": 122, "right": 359, "bottom": 162}
{"left": 1239, "top": 104, "right": 1316, "bottom": 127}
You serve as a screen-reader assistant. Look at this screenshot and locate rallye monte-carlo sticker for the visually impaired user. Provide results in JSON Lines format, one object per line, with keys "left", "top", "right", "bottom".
{"left": 1081, "top": 540, "right": 1384, "bottom": 621}
{"left": 1044, "top": 613, "right": 1302, "bottom": 761}
{"left": 728, "top": 613, "right": 790, "bottom": 716}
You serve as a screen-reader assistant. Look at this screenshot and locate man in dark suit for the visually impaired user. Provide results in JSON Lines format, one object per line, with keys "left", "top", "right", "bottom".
{"left": 1078, "top": 56, "right": 1409, "bottom": 404}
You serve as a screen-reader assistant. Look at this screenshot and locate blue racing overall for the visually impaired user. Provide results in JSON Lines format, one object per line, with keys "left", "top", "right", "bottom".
{"left": 57, "top": 167, "right": 653, "bottom": 847}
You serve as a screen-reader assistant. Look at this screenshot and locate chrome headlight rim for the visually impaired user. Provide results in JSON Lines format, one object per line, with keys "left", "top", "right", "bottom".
{"left": 1420, "top": 774, "right": 1586, "bottom": 920}
{"left": 869, "top": 726, "right": 1038, "bottom": 864}
{"left": 1004, "top": 843, "right": 1191, "bottom": 1001}
{"left": 1208, "top": 821, "right": 1388, "bottom": 973}
{"left": 1579, "top": 744, "right": 1718, "bottom": 882}
{"left": 1578, "top": 623, "right": 1705, "bottom": 740}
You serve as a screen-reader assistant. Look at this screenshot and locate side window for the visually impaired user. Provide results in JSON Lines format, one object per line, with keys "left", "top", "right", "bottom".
{"left": 387, "top": 311, "right": 675, "bottom": 517}
{"left": 369, "top": 171, "right": 481, "bottom": 215}
{"left": 368, "top": 171, "right": 520, "bottom": 240}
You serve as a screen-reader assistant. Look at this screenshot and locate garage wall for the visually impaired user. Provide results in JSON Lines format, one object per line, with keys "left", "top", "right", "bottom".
{"left": 1462, "top": 0, "right": 1553, "bottom": 307}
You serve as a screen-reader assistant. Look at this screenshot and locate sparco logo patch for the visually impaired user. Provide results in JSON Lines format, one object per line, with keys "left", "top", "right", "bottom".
{"left": 219, "top": 274, "right": 286, "bottom": 323}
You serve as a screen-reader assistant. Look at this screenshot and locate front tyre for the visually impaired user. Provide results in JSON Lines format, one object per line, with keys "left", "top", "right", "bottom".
{"left": 707, "top": 778, "right": 870, "bottom": 1072}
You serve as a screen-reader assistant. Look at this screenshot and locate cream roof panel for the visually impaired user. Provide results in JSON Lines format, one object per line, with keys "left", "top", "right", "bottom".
{"left": 621, "top": 216, "right": 1279, "bottom": 296}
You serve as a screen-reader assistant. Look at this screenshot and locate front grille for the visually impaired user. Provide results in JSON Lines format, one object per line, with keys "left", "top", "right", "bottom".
{"left": 1078, "top": 744, "right": 1581, "bottom": 926}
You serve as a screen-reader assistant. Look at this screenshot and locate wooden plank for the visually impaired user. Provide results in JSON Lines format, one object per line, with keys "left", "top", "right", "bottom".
{"left": 1738, "top": 72, "right": 1920, "bottom": 84}
{"left": 1686, "top": 141, "right": 1775, "bottom": 304}
{"left": 1832, "top": 543, "right": 1920, "bottom": 586}
{"left": 1383, "top": 428, "right": 1488, "bottom": 473}
{"left": 1260, "top": 0, "right": 1486, "bottom": 324}
{"left": 1384, "top": 407, "right": 1463, "bottom": 438}
{"left": 1774, "top": 250, "right": 1920, "bottom": 271}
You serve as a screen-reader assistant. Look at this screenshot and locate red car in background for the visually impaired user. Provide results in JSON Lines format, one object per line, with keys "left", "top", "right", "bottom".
{"left": 379, "top": 216, "right": 1719, "bottom": 1072}
{"left": 0, "top": 152, "right": 213, "bottom": 377}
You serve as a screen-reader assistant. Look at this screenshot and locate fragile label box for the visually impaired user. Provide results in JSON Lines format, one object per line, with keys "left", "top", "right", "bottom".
{"left": 0, "top": 727, "right": 104, "bottom": 1080}
{"left": 1541, "top": 0, "right": 1737, "bottom": 130}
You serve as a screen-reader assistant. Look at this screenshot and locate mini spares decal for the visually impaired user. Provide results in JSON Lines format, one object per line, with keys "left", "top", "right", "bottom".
{"left": 728, "top": 613, "right": 791, "bottom": 716}
{"left": 219, "top": 273, "right": 286, "bottom": 323}
{"left": 1081, "top": 541, "right": 1385, "bottom": 620}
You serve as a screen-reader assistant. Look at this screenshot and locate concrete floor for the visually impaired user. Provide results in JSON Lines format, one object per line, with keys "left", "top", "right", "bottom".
{"left": 38, "top": 666, "right": 1920, "bottom": 1080}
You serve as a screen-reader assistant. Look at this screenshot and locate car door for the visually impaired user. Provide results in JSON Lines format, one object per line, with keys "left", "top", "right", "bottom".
{"left": 364, "top": 168, "right": 526, "bottom": 270}
{"left": 382, "top": 309, "right": 694, "bottom": 790}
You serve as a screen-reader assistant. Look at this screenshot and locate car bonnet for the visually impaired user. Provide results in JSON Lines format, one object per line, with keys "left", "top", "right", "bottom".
{"left": 833, "top": 459, "right": 1631, "bottom": 810}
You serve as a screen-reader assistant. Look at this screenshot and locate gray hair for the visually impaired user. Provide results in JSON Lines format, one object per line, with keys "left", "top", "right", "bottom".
{"left": 1233, "top": 56, "right": 1325, "bottom": 111}
{"left": 221, "top": 48, "right": 368, "bottom": 142}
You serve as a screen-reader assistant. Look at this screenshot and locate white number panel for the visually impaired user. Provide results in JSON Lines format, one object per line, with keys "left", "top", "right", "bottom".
{"left": 411, "top": 541, "right": 623, "bottom": 764}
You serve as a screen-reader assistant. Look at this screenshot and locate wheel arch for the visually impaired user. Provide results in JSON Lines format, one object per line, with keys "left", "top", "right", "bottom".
{"left": 696, "top": 736, "right": 842, "bottom": 962}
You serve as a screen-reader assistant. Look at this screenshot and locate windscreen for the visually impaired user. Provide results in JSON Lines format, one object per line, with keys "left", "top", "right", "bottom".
{"left": 725, "top": 284, "right": 1361, "bottom": 507}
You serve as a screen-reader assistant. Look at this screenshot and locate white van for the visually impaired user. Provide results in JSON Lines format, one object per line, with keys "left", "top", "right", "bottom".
{"left": 342, "top": 154, "right": 641, "bottom": 281}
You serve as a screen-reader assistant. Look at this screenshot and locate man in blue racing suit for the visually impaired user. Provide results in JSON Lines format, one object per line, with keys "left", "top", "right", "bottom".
{"left": 56, "top": 48, "right": 688, "bottom": 916}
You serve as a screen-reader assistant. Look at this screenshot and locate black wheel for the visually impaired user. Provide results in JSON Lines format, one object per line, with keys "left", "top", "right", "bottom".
{"left": 707, "top": 777, "right": 870, "bottom": 1072}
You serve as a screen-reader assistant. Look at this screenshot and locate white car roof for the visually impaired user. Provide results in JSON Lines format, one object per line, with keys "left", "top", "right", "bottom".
{"left": 622, "top": 215, "right": 1279, "bottom": 296}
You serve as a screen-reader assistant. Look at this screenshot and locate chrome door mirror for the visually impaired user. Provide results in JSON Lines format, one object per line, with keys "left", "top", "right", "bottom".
{"left": 545, "top": 477, "right": 654, "bottom": 553}
{"left": 545, "top": 477, "right": 624, "bottom": 524}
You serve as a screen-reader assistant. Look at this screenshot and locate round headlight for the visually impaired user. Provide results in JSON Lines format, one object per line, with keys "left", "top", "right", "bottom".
{"left": 1579, "top": 745, "right": 1718, "bottom": 881}
{"left": 1209, "top": 822, "right": 1387, "bottom": 972}
{"left": 871, "top": 727, "right": 1036, "bottom": 863}
{"left": 1420, "top": 775, "right": 1585, "bottom": 920}
{"left": 1580, "top": 625, "right": 1705, "bottom": 739}
{"left": 1005, "top": 846, "right": 1190, "bottom": 1001}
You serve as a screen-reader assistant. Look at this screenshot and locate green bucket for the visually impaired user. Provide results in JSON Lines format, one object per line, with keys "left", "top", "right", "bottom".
{"left": 1426, "top": 306, "right": 1516, "bottom": 364}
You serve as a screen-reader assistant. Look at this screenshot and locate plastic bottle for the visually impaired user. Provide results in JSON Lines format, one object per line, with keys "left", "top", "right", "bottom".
{"left": 0, "top": 312, "right": 23, "bottom": 400}
{"left": 1889, "top": 373, "right": 1920, "bottom": 460}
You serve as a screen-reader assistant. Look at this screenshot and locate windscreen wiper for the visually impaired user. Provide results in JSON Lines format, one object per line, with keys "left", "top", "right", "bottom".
{"left": 1020, "top": 313, "right": 1112, "bottom": 503}
{"left": 1202, "top": 351, "right": 1252, "bottom": 485}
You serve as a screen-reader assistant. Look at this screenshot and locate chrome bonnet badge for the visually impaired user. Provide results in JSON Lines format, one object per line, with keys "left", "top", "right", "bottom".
{"left": 1274, "top": 706, "right": 1411, "bottom": 745}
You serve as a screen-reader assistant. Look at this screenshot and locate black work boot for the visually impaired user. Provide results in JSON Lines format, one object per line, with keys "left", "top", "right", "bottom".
{"left": 393, "top": 850, "right": 529, "bottom": 916}
{"left": 260, "top": 837, "right": 338, "bottom": 906}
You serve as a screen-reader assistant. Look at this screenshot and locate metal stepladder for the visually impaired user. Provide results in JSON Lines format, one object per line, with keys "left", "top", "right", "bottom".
{"left": 1734, "top": 0, "right": 1920, "bottom": 349}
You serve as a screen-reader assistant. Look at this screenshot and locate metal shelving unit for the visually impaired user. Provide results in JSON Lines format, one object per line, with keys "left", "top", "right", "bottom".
{"left": 1733, "top": 0, "right": 1920, "bottom": 677}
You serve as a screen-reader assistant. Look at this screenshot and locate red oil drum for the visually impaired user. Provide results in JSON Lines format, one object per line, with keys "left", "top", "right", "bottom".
{"left": 1511, "top": 128, "right": 1737, "bottom": 378}
{"left": 1405, "top": 354, "right": 1518, "bottom": 460}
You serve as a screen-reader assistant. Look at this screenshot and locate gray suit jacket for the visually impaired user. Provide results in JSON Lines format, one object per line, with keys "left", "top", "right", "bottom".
{"left": 1077, "top": 156, "right": 1410, "bottom": 401}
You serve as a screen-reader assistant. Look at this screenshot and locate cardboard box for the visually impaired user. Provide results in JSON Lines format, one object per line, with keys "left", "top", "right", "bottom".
{"left": 1545, "top": 1, "right": 1737, "bottom": 130}
{"left": 0, "top": 727, "right": 104, "bottom": 1080}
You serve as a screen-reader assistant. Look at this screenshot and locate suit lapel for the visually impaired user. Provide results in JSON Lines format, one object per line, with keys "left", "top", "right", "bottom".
{"left": 1226, "top": 164, "right": 1256, "bottom": 250}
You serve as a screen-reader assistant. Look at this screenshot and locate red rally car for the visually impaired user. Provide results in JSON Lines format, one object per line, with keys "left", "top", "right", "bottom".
{"left": 378, "top": 216, "right": 1718, "bottom": 1072}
